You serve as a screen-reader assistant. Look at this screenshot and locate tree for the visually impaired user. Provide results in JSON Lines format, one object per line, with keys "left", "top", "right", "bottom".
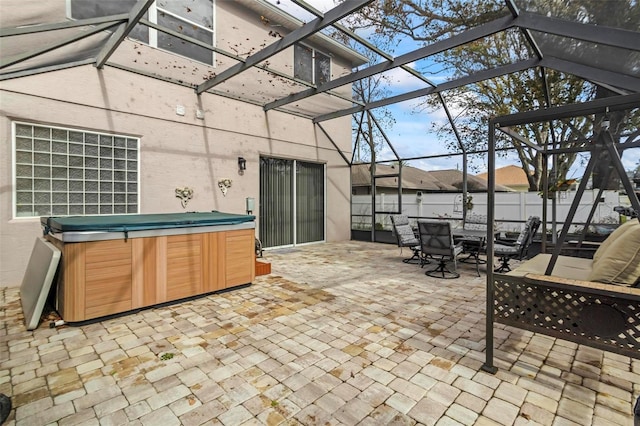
{"left": 343, "top": 41, "right": 396, "bottom": 164}
{"left": 344, "top": 0, "right": 639, "bottom": 191}
{"left": 327, "top": 28, "right": 397, "bottom": 195}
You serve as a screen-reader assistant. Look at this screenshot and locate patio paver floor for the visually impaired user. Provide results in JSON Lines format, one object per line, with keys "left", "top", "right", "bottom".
{"left": 0, "top": 240, "right": 637, "bottom": 425}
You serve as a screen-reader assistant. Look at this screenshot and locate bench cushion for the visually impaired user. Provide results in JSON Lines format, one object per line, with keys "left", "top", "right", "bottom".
{"left": 593, "top": 219, "right": 639, "bottom": 263}
{"left": 589, "top": 220, "right": 640, "bottom": 285}
{"left": 506, "top": 253, "right": 593, "bottom": 281}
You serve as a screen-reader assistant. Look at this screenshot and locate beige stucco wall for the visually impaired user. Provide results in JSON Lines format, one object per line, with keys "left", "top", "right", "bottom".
{"left": 0, "top": 62, "right": 353, "bottom": 287}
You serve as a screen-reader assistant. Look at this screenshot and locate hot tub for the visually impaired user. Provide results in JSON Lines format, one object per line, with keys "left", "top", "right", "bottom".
{"left": 42, "top": 212, "right": 256, "bottom": 323}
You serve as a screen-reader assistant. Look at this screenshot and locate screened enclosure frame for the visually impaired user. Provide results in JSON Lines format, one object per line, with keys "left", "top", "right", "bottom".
{"left": 2, "top": 1, "right": 638, "bottom": 112}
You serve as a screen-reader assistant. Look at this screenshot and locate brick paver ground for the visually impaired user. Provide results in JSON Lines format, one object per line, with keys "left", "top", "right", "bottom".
{"left": 0, "top": 241, "right": 637, "bottom": 425}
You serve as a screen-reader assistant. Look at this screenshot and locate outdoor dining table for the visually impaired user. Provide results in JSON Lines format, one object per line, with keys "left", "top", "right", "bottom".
{"left": 452, "top": 228, "right": 489, "bottom": 276}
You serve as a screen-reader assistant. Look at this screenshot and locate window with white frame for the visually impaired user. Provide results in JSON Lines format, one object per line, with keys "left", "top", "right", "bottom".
{"left": 69, "top": 0, "right": 215, "bottom": 65}
{"left": 14, "top": 122, "right": 139, "bottom": 218}
{"left": 294, "top": 43, "right": 330, "bottom": 85}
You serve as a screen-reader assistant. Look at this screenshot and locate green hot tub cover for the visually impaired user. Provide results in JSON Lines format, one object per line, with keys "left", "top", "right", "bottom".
{"left": 42, "top": 211, "right": 255, "bottom": 234}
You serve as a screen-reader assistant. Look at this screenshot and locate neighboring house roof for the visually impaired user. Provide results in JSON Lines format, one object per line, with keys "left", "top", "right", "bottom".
{"left": 427, "top": 169, "right": 513, "bottom": 192}
{"left": 476, "top": 165, "right": 531, "bottom": 189}
{"left": 352, "top": 164, "right": 513, "bottom": 192}
{"left": 238, "top": 0, "right": 368, "bottom": 67}
{"left": 352, "top": 164, "right": 455, "bottom": 191}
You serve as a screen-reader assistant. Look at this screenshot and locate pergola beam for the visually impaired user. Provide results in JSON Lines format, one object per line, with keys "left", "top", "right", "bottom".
{"left": 493, "top": 92, "right": 640, "bottom": 127}
{"left": 316, "top": 123, "right": 351, "bottom": 165}
{"left": 518, "top": 11, "right": 640, "bottom": 51}
{"left": 540, "top": 56, "right": 640, "bottom": 93}
{"left": 0, "top": 59, "right": 95, "bottom": 81}
{"left": 507, "top": 0, "right": 543, "bottom": 60}
{"left": 0, "top": 21, "right": 118, "bottom": 70}
{"left": 139, "top": 18, "right": 361, "bottom": 108}
{"left": 0, "top": 14, "right": 128, "bottom": 37}
{"left": 498, "top": 127, "right": 543, "bottom": 152}
{"left": 196, "top": 0, "right": 373, "bottom": 94}
{"left": 314, "top": 58, "right": 540, "bottom": 123}
{"left": 291, "top": 0, "right": 440, "bottom": 90}
{"left": 95, "top": 0, "right": 154, "bottom": 68}
{"left": 267, "top": 11, "right": 639, "bottom": 113}
{"left": 265, "top": 15, "right": 516, "bottom": 111}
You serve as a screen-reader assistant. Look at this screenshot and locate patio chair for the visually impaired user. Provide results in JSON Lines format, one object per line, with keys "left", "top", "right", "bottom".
{"left": 418, "top": 220, "right": 463, "bottom": 279}
{"left": 493, "top": 216, "right": 541, "bottom": 273}
{"left": 457, "top": 213, "right": 488, "bottom": 275}
{"left": 390, "top": 214, "right": 421, "bottom": 264}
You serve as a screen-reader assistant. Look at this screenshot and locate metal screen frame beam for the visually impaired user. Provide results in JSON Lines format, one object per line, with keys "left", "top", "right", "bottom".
{"left": 316, "top": 123, "right": 351, "bottom": 166}
{"left": 518, "top": 11, "right": 640, "bottom": 52}
{"left": 1, "top": 21, "right": 119, "bottom": 70}
{"left": 0, "top": 14, "right": 128, "bottom": 37}
{"left": 196, "top": 0, "right": 372, "bottom": 94}
{"left": 497, "top": 127, "right": 543, "bottom": 151}
{"left": 0, "top": 59, "right": 95, "bottom": 81}
{"left": 493, "top": 92, "right": 640, "bottom": 127}
{"left": 507, "top": 0, "right": 543, "bottom": 60}
{"left": 95, "top": 0, "right": 154, "bottom": 68}
{"left": 138, "top": 19, "right": 360, "bottom": 107}
{"left": 482, "top": 121, "right": 498, "bottom": 375}
{"left": 289, "top": 0, "right": 440, "bottom": 104}
{"left": 541, "top": 56, "right": 640, "bottom": 93}
{"left": 314, "top": 58, "right": 540, "bottom": 122}
{"left": 265, "top": 15, "right": 515, "bottom": 111}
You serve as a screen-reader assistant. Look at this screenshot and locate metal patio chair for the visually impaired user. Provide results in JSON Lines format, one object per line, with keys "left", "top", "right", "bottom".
{"left": 418, "top": 220, "right": 463, "bottom": 279}
{"left": 493, "top": 216, "right": 541, "bottom": 273}
{"left": 390, "top": 214, "right": 421, "bottom": 264}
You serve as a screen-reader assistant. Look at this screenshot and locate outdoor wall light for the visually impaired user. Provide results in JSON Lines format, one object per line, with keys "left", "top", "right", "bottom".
{"left": 238, "top": 157, "right": 247, "bottom": 174}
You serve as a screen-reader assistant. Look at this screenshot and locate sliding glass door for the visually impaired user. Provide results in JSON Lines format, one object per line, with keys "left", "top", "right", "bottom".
{"left": 260, "top": 158, "right": 294, "bottom": 247}
{"left": 260, "top": 157, "right": 325, "bottom": 248}
{"left": 296, "top": 161, "right": 324, "bottom": 244}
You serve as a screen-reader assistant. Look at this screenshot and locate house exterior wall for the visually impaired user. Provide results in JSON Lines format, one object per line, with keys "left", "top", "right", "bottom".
{"left": 0, "top": 3, "right": 355, "bottom": 287}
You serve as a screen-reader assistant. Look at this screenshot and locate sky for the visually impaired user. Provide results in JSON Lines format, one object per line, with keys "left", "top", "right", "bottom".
{"left": 266, "top": 0, "right": 640, "bottom": 178}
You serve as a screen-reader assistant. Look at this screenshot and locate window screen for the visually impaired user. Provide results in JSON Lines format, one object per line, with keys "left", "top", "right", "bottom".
{"left": 315, "top": 51, "right": 330, "bottom": 85}
{"left": 294, "top": 44, "right": 313, "bottom": 83}
{"left": 294, "top": 43, "right": 331, "bottom": 85}
{"left": 70, "top": 0, "right": 149, "bottom": 43}
{"left": 69, "top": 0, "right": 214, "bottom": 64}
{"left": 14, "top": 122, "right": 139, "bottom": 218}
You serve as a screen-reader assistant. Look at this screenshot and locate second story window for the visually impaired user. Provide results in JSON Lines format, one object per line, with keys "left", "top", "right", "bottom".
{"left": 70, "top": 0, "right": 214, "bottom": 65}
{"left": 294, "top": 44, "right": 330, "bottom": 85}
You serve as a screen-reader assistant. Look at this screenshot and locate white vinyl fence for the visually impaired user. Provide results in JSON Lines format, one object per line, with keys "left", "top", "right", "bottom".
{"left": 352, "top": 190, "right": 626, "bottom": 234}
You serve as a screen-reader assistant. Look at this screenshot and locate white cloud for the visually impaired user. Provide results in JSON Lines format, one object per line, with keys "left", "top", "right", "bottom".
{"left": 379, "top": 63, "right": 428, "bottom": 92}
{"left": 621, "top": 148, "right": 640, "bottom": 171}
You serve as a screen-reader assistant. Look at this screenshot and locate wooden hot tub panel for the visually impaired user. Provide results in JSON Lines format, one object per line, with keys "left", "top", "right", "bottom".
{"left": 50, "top": 228, "right": 255, "bottom": 322}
